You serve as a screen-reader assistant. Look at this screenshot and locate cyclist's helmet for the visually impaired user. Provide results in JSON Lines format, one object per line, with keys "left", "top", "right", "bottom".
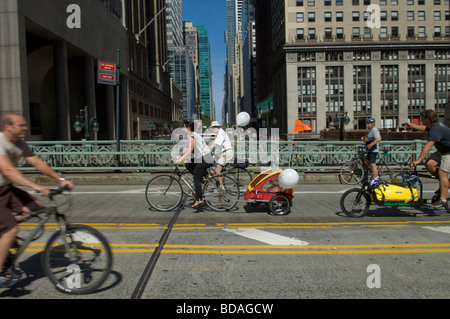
{"left": 366, "top": 118, "right": 375, "bottom": 124}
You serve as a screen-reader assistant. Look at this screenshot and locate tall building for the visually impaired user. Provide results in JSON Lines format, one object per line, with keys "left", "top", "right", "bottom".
{"left": 242, "top": 0, "right": 257, "bottom": 123}
{"left": 196, "top": 25, "right": 214, "bottom": 119}
{"left": 184, "top": 22, "right": 201, "bottom": 120}
{"left": 0, "top": 0, "right": 128, "bottom": 141}
{"left": 255, "top": 0, "right": 450, "bottom": 138}
{"left": 224, "top": 0, "right": 245, "bottom": 125}
{"left": 0, "top": 0, "right": 181, "bottom": 141}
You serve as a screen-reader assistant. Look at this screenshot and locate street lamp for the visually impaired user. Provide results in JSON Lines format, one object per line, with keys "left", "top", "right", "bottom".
{"left": 73, "top": 106, "right": 100, "bottom": 140}
{"left": 148, "top": 123, "right": 156, "bottom": 139}
{"left": 334, "top": 112, "right": 350, "bottom": 141}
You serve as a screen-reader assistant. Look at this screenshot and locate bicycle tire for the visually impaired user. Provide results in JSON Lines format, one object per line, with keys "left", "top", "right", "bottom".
{"left": 340, "top": 189, "right": 370, "bottom": 217}
{"left": 339, "top": 161, "right": 364, "bottom": 185}
{"left": 42, "top": 224, "right": 113, "bottom": 295}
{"left": 145, "top": 175, "right": 183, "bottom": 211}
{"left": 203, "top": 175, "right": 240, "bottom": 211}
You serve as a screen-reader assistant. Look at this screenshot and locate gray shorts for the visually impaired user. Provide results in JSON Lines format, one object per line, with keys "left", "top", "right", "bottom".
{"left": 428, "top": 151, "right": 450, "bottom": 174}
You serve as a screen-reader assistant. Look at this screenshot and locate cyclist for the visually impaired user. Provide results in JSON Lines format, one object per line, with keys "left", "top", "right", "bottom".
{"left": 408, "top": 110, "right": 450, "bottom": 209}
{"left": 208, "top": 121, "right": 234, "bottom": 190}
{"left": 362, "top": 118, "right": 382, "bottom": 179}
{"left": 175, "top": 121, "right": 213, "bottom": 208}
{"left": 0, "top": 113, "right": 73, "bottom": 287}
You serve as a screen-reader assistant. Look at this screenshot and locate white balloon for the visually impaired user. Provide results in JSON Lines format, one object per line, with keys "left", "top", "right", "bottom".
{"left": 236, "top": 112, "right": 250, "bottom": 127}
{"left": 278, "top": 169, "right": 299, "bottom": 189}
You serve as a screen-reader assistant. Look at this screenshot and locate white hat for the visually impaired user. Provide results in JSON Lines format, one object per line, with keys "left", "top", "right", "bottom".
{"left": 210, "top": 121, "right": 221, "bottom": 127}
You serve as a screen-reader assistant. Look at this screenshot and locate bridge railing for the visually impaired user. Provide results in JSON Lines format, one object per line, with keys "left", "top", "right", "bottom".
{"left": 18, "top": 140, "right": 427, "bottom": 172}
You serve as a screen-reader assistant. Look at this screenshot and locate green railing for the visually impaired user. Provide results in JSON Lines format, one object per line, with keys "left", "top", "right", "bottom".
{"left": 17, "top": 139, "right": 427, "bottom": 173}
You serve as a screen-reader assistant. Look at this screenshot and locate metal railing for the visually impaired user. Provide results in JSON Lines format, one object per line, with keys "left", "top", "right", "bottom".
{"left": 18, "top": 139, "right": 427, "bottom": 173}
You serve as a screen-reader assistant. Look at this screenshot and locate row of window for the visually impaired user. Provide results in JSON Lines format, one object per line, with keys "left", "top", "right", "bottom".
{"left": 295, "top": 11, "right": 450, "bottom": 23}
{"left": 296, "top": 26, "right": 450, "bottom": 40}
{"left": 296, "top": 0, "right": 449, "bottom": 6}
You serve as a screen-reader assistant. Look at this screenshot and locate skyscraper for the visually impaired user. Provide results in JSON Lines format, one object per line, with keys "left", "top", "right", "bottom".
{"left": 196, "top": 25, "right": 213, "bottom": 119}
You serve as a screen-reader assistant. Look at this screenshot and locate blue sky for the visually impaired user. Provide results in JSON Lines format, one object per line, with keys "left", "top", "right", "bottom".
{"left": 183, "top": 0, "right": 227, "bottom": 122}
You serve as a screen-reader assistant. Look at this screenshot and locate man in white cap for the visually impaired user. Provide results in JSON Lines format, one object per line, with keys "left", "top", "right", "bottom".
{"left": 209, "top": 121, "right": 234, "bottom": 189}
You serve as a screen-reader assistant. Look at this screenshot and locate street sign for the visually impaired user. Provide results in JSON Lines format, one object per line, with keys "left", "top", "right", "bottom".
{"left": 98, "top": 60, "right": 117, "bottom": 86}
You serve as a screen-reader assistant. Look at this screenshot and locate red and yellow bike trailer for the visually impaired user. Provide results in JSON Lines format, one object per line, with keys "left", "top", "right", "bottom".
{"left": 244, "top": 168, "right": 294, "bottom": 215}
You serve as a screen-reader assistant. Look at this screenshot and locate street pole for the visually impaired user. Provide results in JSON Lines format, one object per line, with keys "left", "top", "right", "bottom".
{"left": 116, "top": 49, "right": 121, "bottom": 168}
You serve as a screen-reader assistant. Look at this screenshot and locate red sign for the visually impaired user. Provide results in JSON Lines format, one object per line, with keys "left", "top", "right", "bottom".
{"left": 99, "top": 74, "right": 116, "bottom": 81}
{"left": 99, "top": 62, "right": 116, "bottom": 72}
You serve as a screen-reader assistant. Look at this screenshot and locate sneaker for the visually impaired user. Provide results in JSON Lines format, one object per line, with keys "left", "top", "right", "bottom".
{"left": 0, "top": 272, "right": 19, "bottom": 288}
{"left": 431, "top": 199, "right": 448, "bottom": 210}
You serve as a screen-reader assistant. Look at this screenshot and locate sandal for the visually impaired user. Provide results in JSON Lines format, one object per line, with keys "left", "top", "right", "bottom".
{"left": 192, "top": 200, "right": 205, "bottom": 208}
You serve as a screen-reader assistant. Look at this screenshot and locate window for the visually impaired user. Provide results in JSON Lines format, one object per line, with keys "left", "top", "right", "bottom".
{"left": 352, "top": 27, "right": 360, "bottom": 39}
{"left": 324, "top": 0, "right": 332, "bottom": 5}
{"left": 418, "top": 11, "right": 425, "bottom": 21}
{"left": 353, "top": 12, "right": 360, "bottom": 21}
{"left": 407, "top": 0, "right": 414, "bottom": 4}
{"left": 392, "top": 26, "right": 399, "bottom": 38}
{"left": 407, "top": 11, "right": 414, "bottom": 21}
{"left": 336, "top": 27, "right": 344, "bottom": 39}
{"left": 336, "top": 0, "right": 343, "bottom": 5}
{"left": 296, "top": 12, "right": 304, "bottom": 22}
{"left": 434, "top": 11, "right": 441, "bottom": 21}
{"left": 296, "top": 0, "right": 304, "bottom": 6}
{"left": 380, "top": 0, "right": 387, "bottom": 4}
{"left": 407, "top": 26, "right": 415, "bottom": 38}
{"left": 308, "top": 12, "right": 315, "bottom": 22}
{"left": 308, "top": 0, "right": 315, "bottom": 5}
{"left": 391, "top": 11, "right": 398, "bottom": 21}
{"left": 418, "top": 0, "right": 425, "bottom": 4}
{"left": 380, "top": 11, "right": 387, "bottom": 21}
{"left": 418, "top": 26, "right": 426, "bottom": 38}
{"left": 297, "top": 28, "right": 305, "bottom": 40}
{"left": 434, "top": 26, "right": 441, "bottom": 37}
{"left": 380, "top": 27, "right": 388, "bottom": 39}
{"left": 325, "top": 12, "right": 332, "bottom": 22}
{"left": 391, "top": 0, "right": 398, "bottom": 4}
{"left": 325, "top": 27, "right": 333, "bottom": 39}
{"left": 352, "top": 0, "right": 359, "bottom": 4}
{"left": 336, "top": 12, "right": 343, "bottom": 22}
{"left": 308, "top": 28, "right": 316, "bottom": 40}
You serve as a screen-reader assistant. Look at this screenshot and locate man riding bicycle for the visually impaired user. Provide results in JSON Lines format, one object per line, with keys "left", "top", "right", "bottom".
{"left": 209, "top": 121, "right": 234, "bottom": 190}
{"left": 407, "top": 109, "right": 450, "bottom": 209}
{"left": 0, "top": 114, "right": 73, "bottom": 287}
{"left": 362, "top": 118, "right": 382, "bottom": 179}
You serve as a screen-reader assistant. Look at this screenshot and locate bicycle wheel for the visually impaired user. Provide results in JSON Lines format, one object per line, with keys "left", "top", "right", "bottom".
{"left": 339, "top": 161, "right": 364, "bottom": 185}
{"left": 268, "top": 194, "right": 291, "bottom": 216}
{"left": 203, "top": 175, "right": 240, "bottom": 211}
{"left": 145, "top": 175, "right": 183, "bottom": 211}
{"left": 340, "top": 189, "right": 370, "bottom": 217}
{"left": 227, "top": 167, "right": 253, "bottom": 194}
{"left": 42, "top": 224, "right": 112, "bottom": 295}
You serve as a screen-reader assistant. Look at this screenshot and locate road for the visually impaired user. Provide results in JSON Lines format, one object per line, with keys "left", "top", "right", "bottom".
{"left": 1, "top": 182, "right": 450, "bottom": 301}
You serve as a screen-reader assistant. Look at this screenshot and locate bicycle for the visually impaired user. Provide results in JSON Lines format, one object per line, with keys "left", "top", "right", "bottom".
{"left": 212, "top": 160, "right": 254, "bottom": 196}
{"left": 339, "top": 147, "right": 402, "bottom": 185}
{"left": 145, "top": 164, "right": 240, "bottom": 212}
{"left": 340, "top": 166, "right": 450, "bottom": 217}
{"left": 2, "top": 186, "right": 113, "bottom": 294}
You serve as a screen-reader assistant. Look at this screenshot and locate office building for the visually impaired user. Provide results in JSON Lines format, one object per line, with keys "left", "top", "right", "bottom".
{"left": 255, "top": 0, "right": 450, "bottom": 138}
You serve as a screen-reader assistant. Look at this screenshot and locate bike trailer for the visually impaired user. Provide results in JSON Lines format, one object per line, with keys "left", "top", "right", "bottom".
{"left": 371, "top": 183, "right": 420, "bottom": 204}
{"left": 244, "top": 168, "right": 295, "bottom": 202}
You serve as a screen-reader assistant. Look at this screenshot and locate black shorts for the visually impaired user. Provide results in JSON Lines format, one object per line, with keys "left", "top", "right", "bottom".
{"left": 0, "top": 185, "right": 41, "bottom": 237}
{"left": 366, "top": 152, "right": 378, "bottom": 164}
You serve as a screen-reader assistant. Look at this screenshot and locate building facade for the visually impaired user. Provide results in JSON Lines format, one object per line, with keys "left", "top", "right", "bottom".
{"left": 255, "top": 0, "right": 450, "bottom": 138}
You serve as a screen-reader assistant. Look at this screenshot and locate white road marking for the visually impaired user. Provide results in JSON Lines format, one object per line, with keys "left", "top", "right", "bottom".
{"left": 223, "top": 228, "right": 309, "bottom": 246}
{"left": 422, "top": 226, "right": 450, "bottom": 235}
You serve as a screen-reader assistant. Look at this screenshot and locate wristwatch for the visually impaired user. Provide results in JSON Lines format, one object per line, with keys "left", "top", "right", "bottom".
{"left": 59, "top": 177, "right": 66, "bottom": 181}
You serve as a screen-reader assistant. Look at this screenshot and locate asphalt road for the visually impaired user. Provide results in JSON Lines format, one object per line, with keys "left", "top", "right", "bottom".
{"left": 1, "top": 182, "right": 450, "bottom": 301}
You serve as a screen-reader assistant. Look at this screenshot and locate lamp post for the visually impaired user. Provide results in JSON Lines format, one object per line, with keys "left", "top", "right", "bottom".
{"left": 148, "top": 123, "right": 156, "bottom": 139}
{"left": 334, "top": 112, "right": 350, "bottom": 141}
{"left": 73, "top": 106, "right": 100, "bottom": 140}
